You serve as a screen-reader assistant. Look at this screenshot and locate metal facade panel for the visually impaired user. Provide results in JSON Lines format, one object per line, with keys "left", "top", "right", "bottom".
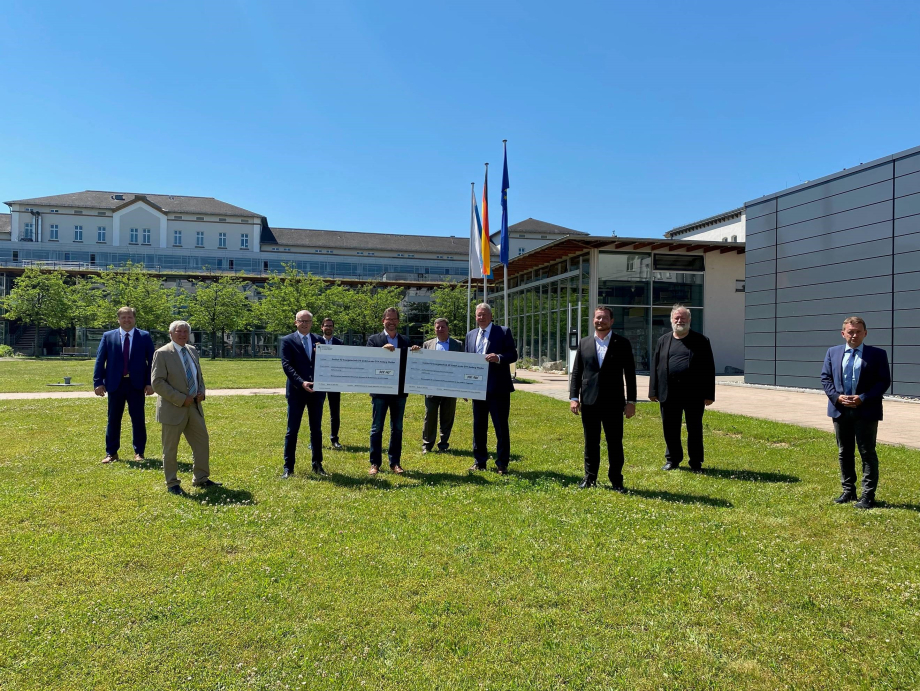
{"left": 894, "top": 251, "right": 920, "bottom": 274}
{"left": 745, "top": 246, "right": 775, "bottom": 264}
{"left": 896, "top": 171, "right": 920, "bottom": 198}
{"left": 745, "top": 360, "right": 775, "bottom": 375}
{"left": 777, "top": 221, "right": 892, "bottom": 258}
{"left": 776, "top": 360, "right": 824, "bottom": 377}
{"left": 745, "top": 303, "right": 774, "bottom": 320}
{"left": 894, "top": 345, "right": 920, "bottom": 363}
{"left": 745, "top": 289, "right": 775, "bottom": 306}
{"left": 895, "top": 364, "right": 920, "bottom": 382}
{"left": 745, "top": 346, "right": 775, "bottom": 360}
{"left": 746, "top": 229, "right": 776, "bottom": 251}
{"left": 895, "top": 308, "right": 920, "bottom": 328}
{"left": 746, "top": 213, "right": 777, "bottom": 235}
{"left": 745, "top": 331, "right": 775, "bottom": 346}
{"left": 777, "top": 256, "right": 891, "bottom": 289}
{"left": 777, "top": 181, "right": 892, "bottom": 227}
{"left": 776, "top": 346, "right": 835, "bottom": 361}
{"left": 777, "top": 163, "right": 892, "bottom": 211}
{"left": 894, "top": 327, "right": 920, "bottom": 345}
{"left": 776, "top": 293, "right": 891, "bottom": 318}
{"left": 746, "top": 199, "right": 777, "bottom": 220}
{"left": 776, "top": 201, "right": 892, "bottom": 243}
{"left": 778, "top": 311, "right": 892, "bottom": 333}
{"left": 745, "top": 319, "right": 775, "bottom": 334}
{"left": 894, "top": 272, "right": 920, "bottom": 292}
{"left": 776, "top": 374, "right": 822, "bottom": 389}
{"left": 777, "top": 330, "right": 842, "bottom": 347}
{"left": 895, "top": 215, "right": 920, "bottom": 236}
{"left": 896, "top": 153, "right": 920, "bottom": 177}
{"left": 895, "top": 192, "right": 920, "bottom": 219}
{"left": 778, "top": 275, "right": 892, "bottom": 303}
{"left": 891, "top": 381, "right": 920, "bottom": 396}
{"left": 776, "top": 238, "right": 891, "bottom": 273}
{"left": 744, "top": 373, "right": 775, "bottom": 385}
{"left": 894, "top": 233, "right": 920, "bottom": 254}
{"left": 746, "top": 259, "right": 776, "bottom": 278}
{"left": 745, "top": 273, "right": 776, "bottom": 292}
{"left": 894, "top": 290, "right": 920, "bottom": 310}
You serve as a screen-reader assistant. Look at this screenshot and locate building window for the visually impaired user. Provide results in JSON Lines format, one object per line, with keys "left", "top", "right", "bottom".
{"left": 129, "top": 227, "right": 139, "bottom": 244}
{"left": 97, "top": 226, "right": 106, "bottom": 243}
{"left": 74, "top": 210, "right": 83, "bottom": 215}
{"left": 142, "top": 228, "right": 151, "bottom": 245}
{"left": 173, "top": 230, "right": 182, "bottom": 246}
{"left": 97, "top": 211, "right": 106, "bottom": 216}
{"left": 518, "top": 247, "right": 525, "bottom": 256}
{"left": 49, "top": 224, "right": 59, "bottom": 241}
{"left": 263, "top": 260, "right": 269, "bottom": 271}
{"left": 731, "top": 235, "right": 738, "bottom": 242}
{"left": 23, "top": 223, "right": 34, "bottom": 240}
{"left": 240, "top": 233, "right": 249, "bottom": 249}
{"left": 229, "top": 259, "right": 235, "bottom": 270}
{"left": 218, "top": 232, "right": 227, "bottom": 248}
{"left": 12, "top": 250, "right": 18, "bottom": 261}
{"left": 735, "top": 280, "right": 745, "bottom": 293}
{"left": 49, "top": 209, "right": 58, "bottom": 213}
{"left": 218, "top": 218, "right": 226, "bottom": 222}
{"left": 90, "top": 253, "right": 96, "bottom": 264}
{"left": 196, "top": 216, "right": 204, "bottom": 221}
{"left": 722, "top": 237, "right": 728, "bottom": 242}
{"left": 74, "top": 225, "right": 83, "bottom": 242}
{"left": 196, "top": 231, "right": 205, "bottom": 247}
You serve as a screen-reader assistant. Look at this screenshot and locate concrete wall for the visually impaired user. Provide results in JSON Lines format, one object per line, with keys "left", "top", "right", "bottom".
{"left": 744, "top": 144, "right": 920, "bottom": 397}
{"left": 703, "top": 250, "right": 746, "bottom": 373}
{"left": 676, "top": 214, "right": 746, "bottom": 242}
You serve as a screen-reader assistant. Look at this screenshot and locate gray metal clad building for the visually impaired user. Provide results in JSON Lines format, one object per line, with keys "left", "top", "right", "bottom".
{"left": 744, "top": 144, "right": 920, "bottom": 397}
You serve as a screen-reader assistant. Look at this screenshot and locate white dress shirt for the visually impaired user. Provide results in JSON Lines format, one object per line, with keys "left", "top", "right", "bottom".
{"left": 118, "top": 327, "right": 136, "bottom": 356}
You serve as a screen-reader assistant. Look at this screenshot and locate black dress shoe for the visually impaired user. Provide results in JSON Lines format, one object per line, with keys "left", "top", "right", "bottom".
{"left": 834, "top": 491, "right": 857, "bottom": 504}
{"left": 312, "top": 465, "right": 329, "bottom": 476}
{"left": 688, "top": 463, "right": 702, "bottom": 472}
{"left": 282, "top": 468, "right": 294, "bottom": 479}
{"left": 194, "top": 479, "right": 222, "bottom": 488}
{"left": 610, "top": 484, "right": 627, "bottom": 494}
{"left": 437, "top": 444, "right": 449, "bottom": 452}
{"left": 662, "top": 462, "right": 681, "bottom": 471}
{"left": 854, "top": 495, "right": 875, "bottom": 510}
{"left": 167, "top": 485, "right": 184, "bottom": 495}
{"left": 331, "top": 441, "right": 343, "bottom": 450}
{"left": 469, "top": 464, "right": 486, "bottom": 472}
{"left": 578, "top": 477, "right": 597, "bottom": 489}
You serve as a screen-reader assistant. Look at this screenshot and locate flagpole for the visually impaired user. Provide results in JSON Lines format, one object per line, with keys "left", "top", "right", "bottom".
{"left": 467, "top": 182, "right": 474, "bottom": 333}
{"left": 483, "top": 162, "right": 489, "bottom": 304}
{"left": 502, "top": 139, "right": 509, "bottom": 327}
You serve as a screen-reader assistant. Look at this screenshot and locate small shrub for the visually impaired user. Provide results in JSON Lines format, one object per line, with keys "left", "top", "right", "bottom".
{"left": 0, "top": 344, "right": 14, "bottom": 358}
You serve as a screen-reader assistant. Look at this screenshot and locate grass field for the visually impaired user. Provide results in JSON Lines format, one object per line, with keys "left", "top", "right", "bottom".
{"left": 2, "top": 391, "right": 919, "bottom": 689}
{"left": 0, "top": 358, "right": 286, "bottom": 393}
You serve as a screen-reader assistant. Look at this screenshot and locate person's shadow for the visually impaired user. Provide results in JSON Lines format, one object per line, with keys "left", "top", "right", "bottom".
{"left": 180, "top": 485, "right": 255, "bottom": 505}
{"left": 686, "top": 467, "right": 799, "bottom": 484}
{"left": 126, "top": 457, "right": 193, "bottom": 473}
{"left": 628, "top": 487, "right": 733, "bottom": 508}
{"left": 872, "top": 500, "right": 920, "bottom": 513}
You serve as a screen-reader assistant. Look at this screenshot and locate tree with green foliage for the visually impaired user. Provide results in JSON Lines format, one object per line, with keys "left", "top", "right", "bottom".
{"left": 426, "top": 282, "right": 476, "bottom": 337}
{"left": 349, "top": 283, "right": 406, "bottom": 339}
{"left": 256, "top": 264, "right": 327, "bottom": 334}
{"left": 67, "top": 277, "right": 106, "bottom": 330}
{"left": 97, "top": 261, "right": 175, "bottom": 331}
{"left": 317, "top": 283, "right": 357, "bottom": 335}
{"left": 185, "top": 276, "right": 254, "bottom": 359}
{"left": 1, "top": 267, "right": 73, "bottom": 356}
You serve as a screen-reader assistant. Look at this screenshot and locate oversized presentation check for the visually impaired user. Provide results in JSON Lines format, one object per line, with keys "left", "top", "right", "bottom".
{"left": 313, "top": 344, "right": 401, "bottom": 395}
{"left": 404, "top": 349, "right": 489, "bottom": 400}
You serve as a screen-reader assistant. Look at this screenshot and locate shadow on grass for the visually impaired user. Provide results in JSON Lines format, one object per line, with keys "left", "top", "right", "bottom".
{"left": 126, "top": 457, "right": 193, "bottom": 473}
{"left": 180, "top": 485, "right": 255, "bottom": 505}
{"left": 512, "top": 470, "right": 583, "bottom": 486}
{"left": 629, "top": 487, "right": 733, "bottom": 508}
{"left": 687, "top": 467, "right": 800, "bottom": 484}
{"left": 874, "top": 500, "right": 920, "bottom": 513}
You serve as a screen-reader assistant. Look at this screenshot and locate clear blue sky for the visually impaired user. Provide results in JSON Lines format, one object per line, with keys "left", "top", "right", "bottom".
{"left": 2, "top": 1, "right": 918, "bottom": 238}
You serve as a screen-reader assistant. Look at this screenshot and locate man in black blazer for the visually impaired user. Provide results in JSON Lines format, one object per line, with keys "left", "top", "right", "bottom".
{"left": 320, "top": 317, "right": 344, "bottom": 450}
{"left": 366, "top": 307, "right": 410, "bottom": 475}
{"left": 465, "top": 303, "right": 517, "bottom": 474}
{"left": 569, "top": 306, "right": 637, "bottom": 491}
{"left": 820, "top": 316, "right": 891, "bottom": 509}
{"left": 93, "top": 306, "right": 155, "bottom": 464}
{"left": 279, "top": 310, "right": 327, "bottom": 478}
{"left": 648, "top": 304, "right": 715, "bottom": 471}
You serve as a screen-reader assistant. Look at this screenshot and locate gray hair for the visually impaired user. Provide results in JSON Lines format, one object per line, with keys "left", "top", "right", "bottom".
{"left": 670, "top": 304, "right": 691, "bottom": 320}
{"left": 434, "top": 317, "right": 449, "bottom": 327}
{"left": 168, "top": 320, "right": 191, "bottom": 334}
{"left": 475, "top": 303, "right": 492, "bottom": 314}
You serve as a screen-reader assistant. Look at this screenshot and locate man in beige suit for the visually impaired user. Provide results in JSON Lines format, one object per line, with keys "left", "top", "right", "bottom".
{"left": 151, "top": 320, "right": 220, "bottom": 495}
{"left": 411, "top": 318, "right": 464, "bottom": 453}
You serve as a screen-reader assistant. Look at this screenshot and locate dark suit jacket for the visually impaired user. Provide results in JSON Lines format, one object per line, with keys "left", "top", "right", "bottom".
{"left": 322, "top": 336, "right": 343, "bottom": 346}
{"left": 93, "top": 328, "right": 155, "bottom": 391}
{"left": 820, "top": 344, "right": 890, "bottom": 421}
{"left": 366, "top": 331, "right": 410, "bottom": 397}
{"left": 464, "top": 323, "right": 517, "bottom": 396}
{"left": 569, "top": 333, "right": 637, "bottom": 406}
{"left": 280, "top": 331, "right": 323, "bottom": 401}
{"left": 648, "top": 330, "right": 715, "bottom": 403}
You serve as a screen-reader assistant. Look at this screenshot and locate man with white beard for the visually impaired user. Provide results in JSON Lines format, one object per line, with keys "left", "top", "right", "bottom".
{"left": 648, "top": 304, "right": 716, "bottom": 472}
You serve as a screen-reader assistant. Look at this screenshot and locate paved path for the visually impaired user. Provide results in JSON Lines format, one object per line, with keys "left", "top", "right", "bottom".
{"left": 3, "top": 375, "right": 917, "bottom": 449}
{"left": 515, "top": 370, "right": 920, "bottom": 449}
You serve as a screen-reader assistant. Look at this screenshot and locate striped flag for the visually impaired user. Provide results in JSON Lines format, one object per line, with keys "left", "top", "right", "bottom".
{"left": 481, "top": 165, "right": 491, "bottom": 277}
{"left": 469, "top": 184, "right": 484, "bottom": 276}
{"left": 500, "top": 141, "right": 510, "bottom": 265}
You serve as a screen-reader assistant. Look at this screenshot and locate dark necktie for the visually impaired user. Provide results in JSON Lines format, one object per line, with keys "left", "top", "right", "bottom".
{"left": 122, "top": 332, "right": 130, "bottom": 377}
{"left": 844, "top": 349, "right": 855, "bottom": 395}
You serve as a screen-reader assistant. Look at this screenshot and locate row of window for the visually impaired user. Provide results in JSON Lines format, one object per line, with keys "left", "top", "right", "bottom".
{"left": 21, "top": 224, "right": 249, "bottom": 248}
{"left": 171, "top": 230, "right": 249, "bottom": 249}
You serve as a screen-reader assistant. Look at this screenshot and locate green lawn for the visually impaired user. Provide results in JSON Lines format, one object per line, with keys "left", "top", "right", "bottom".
{"left": 0, "top": 358, "right": 286, "bottom": 393}
{"left": 1, "top": 392, "right": 919, "bottom": 689}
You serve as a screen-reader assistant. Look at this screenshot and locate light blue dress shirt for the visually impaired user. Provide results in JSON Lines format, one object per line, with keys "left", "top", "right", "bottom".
{"left": 385, "top": 332, "right": 399, "bottom": 348}
{"left": 435, "top": 339, "right": 449, "bottom": 351}
{"left": 842, "top": 344, "right": 863, "bottom": 395}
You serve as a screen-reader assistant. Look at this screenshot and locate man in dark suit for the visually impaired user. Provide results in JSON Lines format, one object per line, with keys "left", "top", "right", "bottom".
{"left": 648, "top": 304, "right": 715, "bottom": 471}
{"left": 570, "top": 306, "right": 637, "bottom": 491}
{"left": 413, "top": 317, "right": 464, "bottom": 453}
{"left": 93, "top": 306, "right": 155, "bottom": 464}
{"left": 320, "top": 317, "right": 344, "bottom": 450}
{"left": 279, "top": 310, "right": 327, "bottom": 478}
{"left": 820, "top": 316, "right": 891, "bottom": 509}
{"left": 366, "top": 307, "right": 410, "bottom": 475}
{"left": 465, "top": 303, "right": 517, "bottom": 474}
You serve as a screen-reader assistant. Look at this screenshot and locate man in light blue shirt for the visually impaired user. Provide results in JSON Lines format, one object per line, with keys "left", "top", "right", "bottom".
{"left": 414, "top": 318, "right": 464, "bottom": 453}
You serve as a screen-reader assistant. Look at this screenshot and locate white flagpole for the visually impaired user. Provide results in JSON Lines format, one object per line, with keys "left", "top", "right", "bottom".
{"left": 467, "top": 182, "right": 475, "bottom": 333}
{"left": 502, "top": 140, "right": 509, "bottom": 327}
{"left": 483, "top": 162, "right": 489, "bottom": 305}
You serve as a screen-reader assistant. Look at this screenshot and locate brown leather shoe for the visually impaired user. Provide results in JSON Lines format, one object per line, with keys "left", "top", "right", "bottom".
{"left": 101, "top": 453, "right": 118, "bottom": 464}
{"left": 392, "top": 465, "right": 405, "bottom": 474}
{"left": 368, "top": 465, "right": 380, "bottom": 476}
{"left": 134, "top": 453, "right": 144, "bottom": 462}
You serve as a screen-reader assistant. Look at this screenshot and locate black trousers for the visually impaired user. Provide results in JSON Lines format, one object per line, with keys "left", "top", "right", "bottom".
{"left": 326, "top": 391, "right": 341, "bottom": 442}
{"left": 472, "top": 393, "right": 511, "bottom": 470}
{"left": 284, "top": 392, "right": 325, "bottom": 470}
{"left": 660, "top": 395, "right": 705, "bottom": 467}
{"left": 106, "top": 378, "right": 147, "bottom": 456}
{"left": 423, "top": 396, "right": 457, "bottom": 450}
{"left": 581, "top": 400, "right": 625, "bottom": 485}
{"left": 833, "top": 408, "right": 880, "bottom": 498}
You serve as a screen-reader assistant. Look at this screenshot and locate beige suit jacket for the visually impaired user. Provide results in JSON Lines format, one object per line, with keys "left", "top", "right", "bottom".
{"left": 423, "top": 336, "right": 462, "bottom": 352}
{"left": 151, "top": 341, "right": 207, "bottom": 426}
